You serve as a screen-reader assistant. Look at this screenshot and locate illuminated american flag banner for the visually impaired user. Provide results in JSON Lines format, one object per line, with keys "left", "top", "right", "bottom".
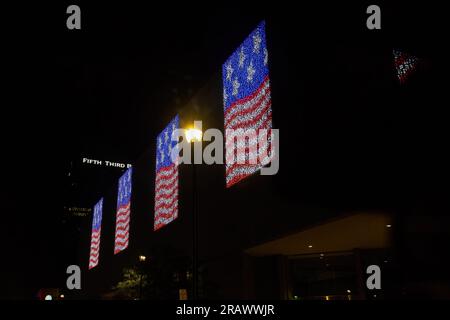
{"left": 114, "top": 167, "right": 132, "bottom": 254}
{"left": 223, "top": 21, "right": 273, "bottom": 187}
{"left": 88, "top": 198, "right": 103, "bottom": 269}
{"left": 154, "top": 115, "right": 179, "bottom": 231}
{"left": 393, "top": 49, "right": 419, "bottom": 84}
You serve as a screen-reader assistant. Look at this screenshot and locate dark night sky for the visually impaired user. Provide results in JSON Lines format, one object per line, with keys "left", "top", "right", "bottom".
{"left": 2, "top": 2, "right": 447, "bottom": 299}
{"left": 2, "top": 2, "right": 269, "bottom": 298}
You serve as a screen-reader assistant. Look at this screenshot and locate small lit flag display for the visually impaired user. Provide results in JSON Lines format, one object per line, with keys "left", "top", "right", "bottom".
{"left": 154, "top": 115, "right": 179, "bottom": 231}
{"left": 89, "top": 198, "right": 103, "bottom": 269}
{"left": 222, "top": 21, "right": 273, "bottom": 187}
{"left": 114, "top": 167, "right": 132, "bottom": 254}
{"left": 393, "top": 49, "right": 419, "bottom": 84}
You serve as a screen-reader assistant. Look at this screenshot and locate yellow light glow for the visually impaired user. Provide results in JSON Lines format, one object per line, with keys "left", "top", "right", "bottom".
{"left": 185, "top": 128, "right": 202, "bottom": 143}
{"left": 139, "top": 255, "right": 146, "bottom": 262}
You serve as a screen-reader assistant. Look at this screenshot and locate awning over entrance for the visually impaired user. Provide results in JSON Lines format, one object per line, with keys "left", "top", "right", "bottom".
{"left": 245, "top": 212, "right": 393, "bottom": 256}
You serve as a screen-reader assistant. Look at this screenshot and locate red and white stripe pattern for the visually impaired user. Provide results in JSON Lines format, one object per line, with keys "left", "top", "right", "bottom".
{"left": 393, "top": 49, "right": 419, "bottom": 84}
{"left": 154, "top": 116, "right": 179, "bottom": 230}
{"left": 88, "top": 227, "right": 101, "bottom": 269}
{"left": 114, "top": 203, "right": 130, "bottom": 254}
{"left": 114, "top": 168, "right": 132, "bottom": 254}
{"left": 154, "top": 163, "right": 178, "bottom": 230}
{"left": 89, "top": 198, "right": 103, "bottom": 269}
{"left": 225, "top": 76, "right": 273, "bottom": 187}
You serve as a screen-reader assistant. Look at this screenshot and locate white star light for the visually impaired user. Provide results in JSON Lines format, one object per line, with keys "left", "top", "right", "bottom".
{"left": 160, "top": 149, "right": 165, "bottom": 163}
{"left": 223, "top": 88, "right": 228, "bottom": 104}
{"left": 238, "top": 47, "right": 246, "bottom": 68}
{"left": 168, "top": 142, "right": 172, "bottom": 160}
{"left": 264, "top": 48, "right": 268, "bottom": 66}
{"left": 232, "top": 78, "right": 240, "bottom": 96}
{"left": 253, "top": 32, "right": 262, "bottom": 54}
{"left": 247, "top": 60, "right": 256, "bottom": 82}
{"left": 226, "top": 63, "right": 234, "bottom": 81}
{"left": 158, "top": 137, "right": 162, "bottom": 149}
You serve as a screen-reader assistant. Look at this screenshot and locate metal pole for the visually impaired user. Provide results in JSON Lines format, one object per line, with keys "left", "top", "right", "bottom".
{"left": 192, "top": 156, "right": 198, "bottom": 300}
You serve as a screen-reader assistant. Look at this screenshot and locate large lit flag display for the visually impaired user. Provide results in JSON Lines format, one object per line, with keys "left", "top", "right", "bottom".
{"left": 393, "top": 49, "right": 419, "bottom": 84}
{"left": 114, "top": 168, "right": 132, "bottom": 254}
{"left": 222, "top": 21, "right": 273, "bottom": 188}
{"left": 89, "top": 198, "right": 103, "bottom": 269}
{"left": 154, "top": 115, "right": 179, "bottom": 231}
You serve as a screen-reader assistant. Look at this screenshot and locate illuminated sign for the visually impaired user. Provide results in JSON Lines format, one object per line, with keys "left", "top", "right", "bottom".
{"left": 82, "top": 157, "right": 132, "bottom": 168}
{"left": 65, "top": 207, "right": 91, "bottom": 217}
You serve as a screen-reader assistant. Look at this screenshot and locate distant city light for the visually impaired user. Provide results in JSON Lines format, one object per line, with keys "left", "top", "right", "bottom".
{"left": 44, "top": 295, "right": 52, "bottom": 300}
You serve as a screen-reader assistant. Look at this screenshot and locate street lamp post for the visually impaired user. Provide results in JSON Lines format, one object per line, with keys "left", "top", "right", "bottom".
{"left": 192, "top": 157, "right": 198, "bottom": 300}
{"left": 185, "top": 127, "right": 202, "bottom": 300}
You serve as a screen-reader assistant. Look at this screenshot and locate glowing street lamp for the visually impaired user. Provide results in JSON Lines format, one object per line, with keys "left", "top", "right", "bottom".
{"left": 185, "top": 125, "right": 203, "bottom": 300}
{"left": 185, "top": 128, "right": 202, "bottom": 143}
{"left": 138, "top": 255, "right": 147, "bottom": 299}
